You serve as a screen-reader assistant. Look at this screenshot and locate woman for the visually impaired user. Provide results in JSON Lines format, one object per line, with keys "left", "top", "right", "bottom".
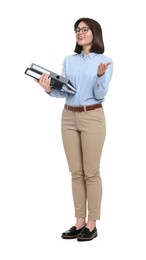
{"left": 37, "top": 17, "right": 113, "bottom": 241}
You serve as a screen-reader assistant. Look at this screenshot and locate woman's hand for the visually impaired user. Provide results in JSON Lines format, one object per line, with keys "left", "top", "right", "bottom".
{"left": 97, "top": 62, "right": 112, "bottom": 77}
{"left": 35, "top": 73, "right": 52, "bottom": 93}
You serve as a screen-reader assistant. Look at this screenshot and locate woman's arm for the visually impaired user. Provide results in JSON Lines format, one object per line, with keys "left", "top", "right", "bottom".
{"left": 94, "top": 61, "right": 113, "bottom": 101}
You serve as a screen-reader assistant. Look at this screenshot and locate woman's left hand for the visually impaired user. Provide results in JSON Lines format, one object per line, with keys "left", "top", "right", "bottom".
{"left": 97, "top": 62, "right": 112, "bottom": 77}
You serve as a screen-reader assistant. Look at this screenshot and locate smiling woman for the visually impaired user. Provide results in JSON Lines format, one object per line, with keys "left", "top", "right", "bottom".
{"left": 36, "top": 17, "right": 113, "bottom": 241}
{"left": 74, "top": 17, "right": 105, "bottom": 56}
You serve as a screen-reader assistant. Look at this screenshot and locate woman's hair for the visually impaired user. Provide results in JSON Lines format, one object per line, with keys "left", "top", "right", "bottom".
{"left": 74, "top": 17, "right": 104, "bottom": 54}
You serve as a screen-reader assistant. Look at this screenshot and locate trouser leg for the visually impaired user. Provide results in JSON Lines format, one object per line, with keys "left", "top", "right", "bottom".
{"left": 61, "top": 109, "right": 86, "bottom": 218}
{"left": 80, "top": 108, "right": 106, "bottom": 220}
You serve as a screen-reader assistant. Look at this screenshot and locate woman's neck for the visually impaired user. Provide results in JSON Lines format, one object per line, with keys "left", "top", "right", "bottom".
{"left": 82, "top": 47, "right": 91, "bottom": 57}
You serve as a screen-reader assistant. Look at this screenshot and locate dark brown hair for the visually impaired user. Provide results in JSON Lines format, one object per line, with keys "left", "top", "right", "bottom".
{"left": 74, "top": 17, "right": 104, "bottom": 54}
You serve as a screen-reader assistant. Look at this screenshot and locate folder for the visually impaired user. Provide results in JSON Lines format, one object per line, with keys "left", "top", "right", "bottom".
{"left": 24, "top": 63, "right": 76, "bottom": 94}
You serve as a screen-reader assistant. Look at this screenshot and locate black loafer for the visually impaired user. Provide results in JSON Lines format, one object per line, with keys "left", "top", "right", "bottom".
{"left": 61, "top": 226, "right": 85, "bottom": 239}
{"left": 77, "top": 227, "right": 97, "bottom": 241}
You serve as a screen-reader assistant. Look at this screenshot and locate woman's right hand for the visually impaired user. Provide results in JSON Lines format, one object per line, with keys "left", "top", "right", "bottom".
{"left": 36, "top": 73, "right": 52, "bottom": 93}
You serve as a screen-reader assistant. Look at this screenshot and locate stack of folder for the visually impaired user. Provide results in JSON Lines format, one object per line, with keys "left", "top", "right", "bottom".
{"left": 25, "top": 63, "right": 76, "bottom": 94}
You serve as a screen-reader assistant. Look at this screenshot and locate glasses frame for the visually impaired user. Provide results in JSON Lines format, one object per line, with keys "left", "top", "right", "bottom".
{"left": 74, "top": 26, "right": 90, "bottom": 34}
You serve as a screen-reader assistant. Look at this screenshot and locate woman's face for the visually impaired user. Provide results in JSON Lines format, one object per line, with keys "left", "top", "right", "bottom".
{"left": 75, "top": 21, "right": 93, "bottom": 49}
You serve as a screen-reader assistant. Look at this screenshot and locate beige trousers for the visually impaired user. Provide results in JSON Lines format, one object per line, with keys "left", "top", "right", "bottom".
{"left": 61, "top": 107, "right": 106, "bottom": 220}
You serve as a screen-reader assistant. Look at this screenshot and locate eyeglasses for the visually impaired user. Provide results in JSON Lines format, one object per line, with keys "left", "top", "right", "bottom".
{"left": 74, "top": 26, "right": 90, "bottom": 34}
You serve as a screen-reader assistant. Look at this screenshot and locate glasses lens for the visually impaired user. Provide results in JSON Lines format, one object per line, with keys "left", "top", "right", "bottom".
{"left": 75, "top": 28, "right": 80, "bottom": 33}
{"left": 82, "top": 28, "right": 89, "bottom": 33}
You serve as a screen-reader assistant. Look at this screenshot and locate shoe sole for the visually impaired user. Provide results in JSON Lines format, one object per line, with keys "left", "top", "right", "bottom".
{"left": 61, "top": 235, "right": 79, "bottom": 239}
{"left": 77, "top": 232, "right": 97, "bottom": 241}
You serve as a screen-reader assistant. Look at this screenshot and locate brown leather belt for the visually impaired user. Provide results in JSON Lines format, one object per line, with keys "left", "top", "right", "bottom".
{"left": 64, "top": 103, "right": 102, "bottom": 112}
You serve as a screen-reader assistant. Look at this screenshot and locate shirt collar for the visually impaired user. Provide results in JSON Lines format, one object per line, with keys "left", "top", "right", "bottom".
{"left": 80, "top": 51, "right": 97, "bottom": 59}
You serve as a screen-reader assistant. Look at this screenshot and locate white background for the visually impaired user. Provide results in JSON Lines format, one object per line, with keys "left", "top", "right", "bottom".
{"left": 0, "top": 0, "right": 146, "bottom": 259}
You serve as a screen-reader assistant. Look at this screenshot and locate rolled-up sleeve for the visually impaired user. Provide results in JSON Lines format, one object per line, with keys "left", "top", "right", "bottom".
{"left": 47, "top": 88, "right": 68, "bottom": 98}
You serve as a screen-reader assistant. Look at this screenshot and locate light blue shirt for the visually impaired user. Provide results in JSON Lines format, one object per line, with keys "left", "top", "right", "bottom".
{"left": 49, "top": 52, "right": 113, "bottom": 106}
